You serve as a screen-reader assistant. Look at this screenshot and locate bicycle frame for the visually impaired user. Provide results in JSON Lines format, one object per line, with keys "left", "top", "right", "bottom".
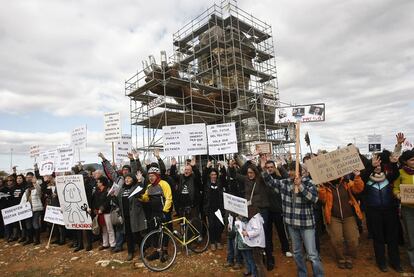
{"left": 161, "top": 216, "right": 201, "bottom": 246}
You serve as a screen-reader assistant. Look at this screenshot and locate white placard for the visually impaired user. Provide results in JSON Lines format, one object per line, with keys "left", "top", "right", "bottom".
{"left": 71, "top": 125, "right": 87, "bottom": 149}
{"left": 55, "top": 147, "right": 75, "bottom": 173}
{"left": 39, "top": 149, "right": 58, "bottom": 163}
{"left": 1, "top": 202, "right": 33, "bottom": 225}
{"left": 39, "top": 159, "right": 55, "bottom": 176}
{"left": 207, "top": 122, "right": 238, "bottom": 155}
{"left": 56, "top": 175, "right": 92, "bottom": 230}
{"left": 104, "top": 112, "right": 122, "bottom": 143}
{"left": 223, "top": 192, "right": 248, "bottom": 218}
{"left": 44, "top": 205, "right": 65, "bottom": 225}
{"left": 115, "top": 134, "right": 132, "bottom": 164}
{"left": 30, "top": 145, "right": 40, "bottom": 158}
{"left": 275, "top": 103, "right": 325, "bottom": 123}
{"left": 215, "top": 209, "right": 224, "bottom": 225}
{"left": 162, "top": 123, "right": 208, "bottom": 156}
{"left": 128, "top": 185, "right": 143, "bottom": 199}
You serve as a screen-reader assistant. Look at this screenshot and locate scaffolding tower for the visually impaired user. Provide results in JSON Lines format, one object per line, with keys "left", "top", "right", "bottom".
{"left": 125, "top": 0, "right": 296, "bottom": 160}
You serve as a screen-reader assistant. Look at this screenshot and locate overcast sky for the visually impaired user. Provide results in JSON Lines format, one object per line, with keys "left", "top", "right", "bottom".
{"left": 0, "top": 0, "right": 413, "bottom": 171}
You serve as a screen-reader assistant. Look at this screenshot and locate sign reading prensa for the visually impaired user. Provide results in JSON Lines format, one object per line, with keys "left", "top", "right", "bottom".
{"left": 305, "top": 145, "right": 365, "bottom": 184}
{"left": 104, "top": 112, "right": 122, "bottom": 143}
{"left": 162, "top": 123, "right": 208, "bottom": 156}
{"left": 1, "top": 203, "right": 33, "bottom": 225}
{"left": 71, "top": 125, "right": 87, "bottom": 149}
{"left": 44, "top": 205, "right": 65, "bottom": 226}
{"left": 223, "top": 192, "right": 248, "bottom": 218}
{"left": 56, "top": 175, "right": 92, "bottom": 230}
{"left": 207, "top": 122, "right": 238, "bottom": 155}
{"left": 400, "top": 184, "right": 414, "bottom": 204}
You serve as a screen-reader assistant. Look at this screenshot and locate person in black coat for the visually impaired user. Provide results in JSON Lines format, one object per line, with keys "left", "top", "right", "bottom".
{"left": 0, "top": 177, "right": 12, "bottom": 239}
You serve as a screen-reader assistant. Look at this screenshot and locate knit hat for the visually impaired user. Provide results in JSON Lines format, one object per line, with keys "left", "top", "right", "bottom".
{"left": 148, "top": 167, "right": 161, "bottom": 176}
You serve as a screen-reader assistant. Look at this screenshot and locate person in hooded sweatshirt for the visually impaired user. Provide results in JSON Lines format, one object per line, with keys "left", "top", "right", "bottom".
{"left": 394, "top": 149, "right": 414, "bottom": 270}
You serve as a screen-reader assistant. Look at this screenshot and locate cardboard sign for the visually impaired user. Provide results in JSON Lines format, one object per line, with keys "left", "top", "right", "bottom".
{"left": 207, "top": 122, "right": 238, "bottom": 155}
{"left": 44, "top": 205, "right": 65, "bottom": 226}
{"left": 223, "top": 192, "right": 248, "bottom": 218}
{"left": 55, "top": 147, "right": 75, "bottom": 173}
{"left": 305, "top": 145, "right": 365, "bottom": 184}
{"left": 162, "top": 123, "right": 208, "bottom": 156}
{"left": 1, "top": 203, "right": 33, "bottom": 225}
{"left": 275, "top": 103, "right": 325, "bottom": 123}
{"left": 71, "top": 125, "right": 87, "bottom": 149}
{"left": 255, "top": 142, "right": 272, "bottom": 154}
{"left": 400, "top": 184, "right": 414, "bottom": 204}
{"left": 39, "top": 149, "right": 58, "bottom": 163}
{"left": 56, "top": 175, "right": 92, "bottom": 230}
{"left": 104, "top": 112, "right": 122, "bottom": 143}
{"left": 39, "top": 159, "right": 55, "bottom": 176}
{"left": 30, "top": 145, "right": 40, "bottom": 158}
{"left": 115, "top": 134, "right": 132, "bottom": 164}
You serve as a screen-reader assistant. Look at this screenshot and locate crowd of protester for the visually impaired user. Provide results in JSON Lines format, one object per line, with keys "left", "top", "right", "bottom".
{"left": 0, "top": 133, "right": 413, "bottom": 277}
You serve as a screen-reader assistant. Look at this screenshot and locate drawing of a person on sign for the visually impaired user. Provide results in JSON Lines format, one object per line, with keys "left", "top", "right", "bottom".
{"left": 63, "top": 182, "right": 88, "bottom": 223}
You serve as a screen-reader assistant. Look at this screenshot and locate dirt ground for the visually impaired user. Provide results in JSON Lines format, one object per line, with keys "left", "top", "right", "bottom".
{"left": 0, "top": 230, "right": 413, "bottom": 277}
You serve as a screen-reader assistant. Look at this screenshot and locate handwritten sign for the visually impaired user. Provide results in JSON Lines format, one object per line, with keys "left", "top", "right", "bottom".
{"left": 1, "top": 203, "right": 33, "bottom": 225}
{"left": 305, "top": 145, "right": 365, "bottom": 184}
{"left": 115, "top": 134, "right": 132, "bottom": 164}
{"left": 223, "top": 192, "right": 248, "bottom": 218}
{"left": 30, "top": 145, "right": 40, "bottom": 158}
{"left": 44, "top": 205, "right": 65, "bottom": 225}
{"left": 39, "top": 159, "right": 55, "bottom": 176}
{"left": 104, "top": 112, "right": 122, "bottom": 143}
{"left": 162, "top": 123, "right": 207, "bottom": 156}
{"left": 400, "top": 184, "right": 414, "bottom": 204}
{"left": 255, "top": 142, "right": 272, "bottom": 154}
{"left": 71, "top": 125, "right": 87, "bottom": 149}
{"left": 55, "top": 147, "right": 75, "bottom": 173}
{"left": 56, "top": 175, "right": 92, "bottom": 230}
{"left": 207, "top": 122, "right": 238, "bottom": 155}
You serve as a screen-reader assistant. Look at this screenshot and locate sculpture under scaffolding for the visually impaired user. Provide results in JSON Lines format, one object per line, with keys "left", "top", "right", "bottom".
{"left": 125, "top": 0, "right": 296, "bottom": 158}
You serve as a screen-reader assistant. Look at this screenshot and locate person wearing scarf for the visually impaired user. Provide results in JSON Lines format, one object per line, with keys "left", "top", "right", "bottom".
{"left": 365, "top": 151, "right": 402, "bottom": 272}
{"left": 394, "top": 149, "right": 414, "bottom": 270}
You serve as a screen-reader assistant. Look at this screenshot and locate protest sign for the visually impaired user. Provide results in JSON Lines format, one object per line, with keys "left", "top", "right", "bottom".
{"left": 44, "top": 205, "right": 65, "bottom": 226}
{"left": 128, "top": 185, "right": 143, "bottom": 199}
{"left": 55, "top": 147, "right": 75, "bottom": 173}
{"left": 275, "top": 103, "right": 325, "bottom": 123}
{"left": 223, "top": 192, "right": 248, "bottom": 218}
{"left": 400, "top": 184, "right": 414, "bottom": 204}
{"left": 39, "top": 159, "right": 55, "bottom": 176}
{"left": 104, "top": 112, "right": 122, "bottom": 143}
{"left": 368, "top": 134, "right": 382, "bottom": 152}
{"left": 162, "top": 123, "right": 207, "bottom": 156}
{"left": 115, "top": 134, "right": 132, "bottom": 164}
{"left": 207, "top": 122, "right": 238, "bottom": 155}
{"left": 1, "top": 203, "right": 33, "bottom": 225}
{"left": 255, "top": 142, "right": 272, "bottom": 154}
{"left": 39, "top": 149, "right": 58, "bottom": 163}
{"left": 30, "top": 145, "right": 40, "bottom": 158}
{"left": 305, "top": 145, "right": 365, "bottom": 184}
{"left": 56, "top": 175, "right": 92, "bottom": 230}
{"left": 215, "top": 209, "right": 224, "bottom": 225}
{"left": 71, "top": 125, "right": 87, "bottom": 149}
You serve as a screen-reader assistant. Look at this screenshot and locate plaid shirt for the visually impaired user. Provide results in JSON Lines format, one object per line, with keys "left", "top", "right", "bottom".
{"left": 263, "top": 173, "right": 318, "bottom": 229}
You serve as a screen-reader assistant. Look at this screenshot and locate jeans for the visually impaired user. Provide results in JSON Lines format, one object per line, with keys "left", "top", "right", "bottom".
{"left": 288, "top": 226, "right": 324, "bottom": 277}
{"left": 241, "top": 249, "right": 257, "bottom": 276}
{"left": 227, "top": 236, "right": 243, "bottom": 264}
{"left": 115, "top": 228, "right": 125, "bottom": 250}
{"left": 402, "top": 206, "right": 414, "bottom": 268}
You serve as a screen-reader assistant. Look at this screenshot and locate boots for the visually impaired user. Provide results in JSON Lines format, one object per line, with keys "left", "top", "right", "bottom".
{"left": 33, "top": 229, "right": 40, "bottom": 245}
{"left": 23, "top": 229, "right": 34, "bottom": 245}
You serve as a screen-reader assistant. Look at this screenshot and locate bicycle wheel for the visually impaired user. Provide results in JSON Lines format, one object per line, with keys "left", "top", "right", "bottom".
{"left": 187, "top": 217, "right": 209, "bottom": 253}
{"left": 140, "top": 228, "right": 177, "bottom": 272}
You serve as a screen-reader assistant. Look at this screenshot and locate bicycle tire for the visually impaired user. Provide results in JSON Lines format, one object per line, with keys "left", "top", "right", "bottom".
{"left": 140, "top": 228, "right": 177, "bottom": 272}
{"left": 187, "top": 217, "right": 209, "bottom": 253}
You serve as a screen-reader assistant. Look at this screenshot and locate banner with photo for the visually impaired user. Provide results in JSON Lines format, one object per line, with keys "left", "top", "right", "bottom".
{"left": 275, "top": 103, "right": 325, "bottom": 123}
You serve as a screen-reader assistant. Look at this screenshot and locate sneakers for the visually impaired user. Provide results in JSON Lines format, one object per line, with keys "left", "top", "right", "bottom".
{"left": 210, "top": 243, "right": 216, "bottom": 251}
{"left": 99, "top": 246, "right": 110, "bottom": 251}
{"left": 285, "top": 251, "right": 293, "bottom": 258}
{"left": 337, "top": 260, "right": 346, "bottom": 269}
{"left": 216, "top": 243, "right": 223, "bottom": 250}
{"left": 345, "top": 260, "right": 353, "bottom": 269}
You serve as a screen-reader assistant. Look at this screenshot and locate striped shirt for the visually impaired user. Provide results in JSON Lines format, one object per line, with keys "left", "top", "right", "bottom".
{"left": 263, "top": 173, "right": 318, "bottom": 229}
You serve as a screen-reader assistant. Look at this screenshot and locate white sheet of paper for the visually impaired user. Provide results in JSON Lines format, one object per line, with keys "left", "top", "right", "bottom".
{"left": 228, "top": 215, "right": 234, "bottom": 230}
{"left": 107, "top": 183, "right": 120, "bottom": 197}
{"left": 235, "top": 219, "right": 245, "bottom": 238}
{"left": 128, "top": 185, "right": 143, "bottom": 198}
{"left": 215, "top": 209, "right": 224, "bottom": 225}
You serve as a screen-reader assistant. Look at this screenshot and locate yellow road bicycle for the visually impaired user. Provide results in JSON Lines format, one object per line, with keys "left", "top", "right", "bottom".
{"left": 140, "top": 215, "right": 209, "bottom": 271}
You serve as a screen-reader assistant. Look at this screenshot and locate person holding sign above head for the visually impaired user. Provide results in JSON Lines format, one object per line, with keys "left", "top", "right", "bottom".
{"left": 262, "top": 162, "right": 324, "bottom": 277}
{"left": 363, "top": 151, "right": 402, "bottom": 273}
{"left": 318, "top": 169, "right": 364, "bottom": 270}
{"left": 394, "top": 149, "right": 414, "bottom": 270}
